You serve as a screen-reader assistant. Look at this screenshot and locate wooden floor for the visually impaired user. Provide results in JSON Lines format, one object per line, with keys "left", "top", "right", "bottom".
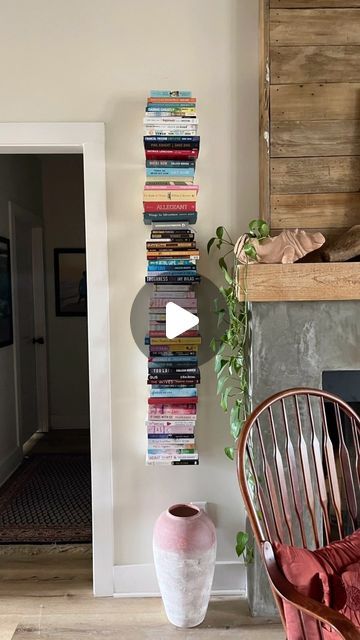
{"left": 1, "top": 432, "right": 284, "bottom": 638}
{"left": 0, "top": 545, "right": 284, "bottom": 640}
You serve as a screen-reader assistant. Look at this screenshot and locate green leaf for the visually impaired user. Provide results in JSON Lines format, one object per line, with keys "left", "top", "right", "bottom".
{"left": 243, "top": 243, "right": 257, "bottom": 260}
{"left": 207, "top": 237, "right": 216, "bottom": 254}
{"left": 215, "top": 355, "right": 227, "bottom": 374}
{"left": 236, "top": 531, "right": 249, "bottom": 557}
{"left": 230, "top": 419, "right": 242, "bottom": 439}
{"left": 218, "top": 256, "right": 228, "bottom": 272}
{"left": 224, "top": 446, "right": 234, "bottom": 461}
{"left": 216, "top": 226, "right": 224, "bottom": 240}
{"left": 222, "top": 268, "right": 233, "bottom": 285}
{"left": 259, "top": 222, "right": 270, "bottom": 238}
{"left": 244, "top": 544, "right": 254, "bottom": 565}
{"left": 220, "top": 386, "right": 232, "bottom": 411}
{"left": 209, "top": 337, "right": 217, "bottom": 352}
{"left": 217, "top": 375, "right": 229, "bottom": 395}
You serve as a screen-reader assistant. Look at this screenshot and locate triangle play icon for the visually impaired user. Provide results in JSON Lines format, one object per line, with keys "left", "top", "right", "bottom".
{"left": 166, "top": 302, "right": 199, "bottom": 340}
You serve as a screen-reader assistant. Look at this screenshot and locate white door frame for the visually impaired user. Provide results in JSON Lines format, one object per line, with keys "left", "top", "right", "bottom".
{"left": 9, "top": 202, "right": 49, "bottom": 445}
{"left": 0, "top": 123, "right": 113, "bottom": 597}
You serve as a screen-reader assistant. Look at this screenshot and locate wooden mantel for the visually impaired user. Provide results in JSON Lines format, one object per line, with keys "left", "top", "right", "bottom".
{"left": 236, "top": 263, "right": 360, "bottom": 302}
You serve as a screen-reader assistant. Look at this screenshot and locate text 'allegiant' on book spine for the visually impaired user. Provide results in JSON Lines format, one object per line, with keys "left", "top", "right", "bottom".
{"left": 143, "top": 90, "right": 200, "bottom": 465}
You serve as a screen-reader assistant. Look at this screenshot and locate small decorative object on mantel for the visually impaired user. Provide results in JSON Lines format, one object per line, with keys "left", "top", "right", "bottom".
{"left": 235, "top": 228, "right": 325, "bottom": 265}
{"left": 321, "top": 225, "right": 360, "bottom": 263}
{"left": 153, "top": 503, "right": 216, "bottom": 628}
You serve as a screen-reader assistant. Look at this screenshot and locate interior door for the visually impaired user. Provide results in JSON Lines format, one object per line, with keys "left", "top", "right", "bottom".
{"left": 9, "top": 202, "right": 48, "bottom": 446}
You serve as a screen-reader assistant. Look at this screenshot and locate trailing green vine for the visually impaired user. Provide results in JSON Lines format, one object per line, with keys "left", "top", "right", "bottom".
{"left": 207, "top": 219, "right": 269, "bottom": 563}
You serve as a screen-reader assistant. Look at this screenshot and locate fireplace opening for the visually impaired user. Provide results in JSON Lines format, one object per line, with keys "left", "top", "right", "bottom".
{"left": 322, "top": 370, "right": 360, "bottom": 536}
{"left": 322, "top": 370, "right": 360, "bottom": 418}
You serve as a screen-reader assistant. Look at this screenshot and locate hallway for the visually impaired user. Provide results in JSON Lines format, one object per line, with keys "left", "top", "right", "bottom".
{"left": 0, "top": 431, "right": 90, "bottom": 545}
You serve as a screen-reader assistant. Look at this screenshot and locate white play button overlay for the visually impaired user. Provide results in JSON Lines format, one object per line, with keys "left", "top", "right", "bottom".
{"left": 166, "top": 302, "right": 199, "bottom": 340}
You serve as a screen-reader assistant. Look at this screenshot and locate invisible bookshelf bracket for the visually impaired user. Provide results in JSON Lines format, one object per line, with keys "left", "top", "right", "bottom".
{"left": 143, "top": 90, "right": 200, "bottom": 466}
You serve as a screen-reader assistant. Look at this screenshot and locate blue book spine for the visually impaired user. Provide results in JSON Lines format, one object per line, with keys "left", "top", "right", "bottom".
{"left": 147, "top": 265, "right": 197, "bottom": 272}
{"left": 150, "top": 90, "right": 192, "bottom": 98}
{"left": 143, "top": 213, "right": 198, "bottom": 224}
{"left": 150, "top": 388, "right": 198, "bottom": 398}
{"left": 146, "top": 168, "right": 195, "bottom": 177}
{"left": 147, "top": 270, "right": 197, "bottom": 277}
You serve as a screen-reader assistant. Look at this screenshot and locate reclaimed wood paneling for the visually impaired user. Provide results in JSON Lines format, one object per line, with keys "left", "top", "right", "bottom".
{"left": 271, "top": 120, "right": 360, "bottom": 157}
{"left": 237, "top": 263, "right": 360, "bottom": 302}
{"left": 271, "top": 193, "right": 360, "bottom": 228}
{"left": 271, "top": 83, "right": 360, "bottom": 121}
{"left": 260, "top": 0, "right": 271, "bottom": 223}
{"left": 270, "top": 1, "right": 360, "bottom": 7}
{"left": 270, "top": 9, "right": 360, "bottom": 46}
{"left": 271, "top": 46, "right": 360, "bottom": 84}
{"left": 271, "top": 157, "right": 360, "bottom": 193}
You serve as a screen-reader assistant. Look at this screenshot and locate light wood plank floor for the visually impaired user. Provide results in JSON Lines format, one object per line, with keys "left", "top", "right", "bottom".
{"left": 0, "top": 545, "right": 284, "bottom": 639}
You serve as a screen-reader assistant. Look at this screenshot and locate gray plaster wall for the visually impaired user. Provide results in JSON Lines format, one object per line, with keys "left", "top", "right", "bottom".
{"left": 248, "top": 301, "right": 360, "bottom": 616}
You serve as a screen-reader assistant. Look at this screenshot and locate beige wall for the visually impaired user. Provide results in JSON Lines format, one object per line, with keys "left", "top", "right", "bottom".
{"left": 0, "top": 0, "right": 259, "bottom": 569}
{"left": 41, "top": 155, "right": 89, "bottom": 429}
{"left": 0, "top": 156, "right": 42, "bottom": 479}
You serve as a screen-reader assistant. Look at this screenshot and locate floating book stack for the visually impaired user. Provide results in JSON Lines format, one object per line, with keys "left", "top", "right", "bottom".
{"left": 143, "top": 90, "right": 201, "bottom": 465}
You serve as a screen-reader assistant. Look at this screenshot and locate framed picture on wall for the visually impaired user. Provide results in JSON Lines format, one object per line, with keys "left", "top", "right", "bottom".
{"left": 54, "top": 248, "right": 87, "bottom": 317}
{"left": 0, "top": 237, "right": 13, "bottom": 348}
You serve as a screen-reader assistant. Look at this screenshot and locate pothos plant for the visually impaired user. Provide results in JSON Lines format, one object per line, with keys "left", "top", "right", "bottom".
{"left": 207, "top": 219, "right": 270, "bottom": 563}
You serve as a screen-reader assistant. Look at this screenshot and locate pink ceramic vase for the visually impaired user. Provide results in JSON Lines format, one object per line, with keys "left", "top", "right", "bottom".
{"left": 153, "top": 503, "right": 217, "bottom": 627}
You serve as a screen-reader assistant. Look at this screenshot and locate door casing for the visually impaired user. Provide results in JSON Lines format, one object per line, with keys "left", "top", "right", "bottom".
{"left": 0, "top": 123, "right": 113, "bottom": 597}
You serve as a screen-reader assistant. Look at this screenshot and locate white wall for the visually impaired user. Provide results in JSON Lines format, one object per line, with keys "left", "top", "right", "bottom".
{"left": 0, "top": 156, "right": 42, "bottom": 482}
{"left": 0, "top": 0, "right": 259, "bottom": 590}
{"left": 41, "top": 155, "right": 89, "bottom": 429}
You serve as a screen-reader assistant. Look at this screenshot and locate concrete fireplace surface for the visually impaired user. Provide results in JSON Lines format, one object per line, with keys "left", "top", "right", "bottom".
{"left": 248, "top": 301, "right": 360, "bottom": 616}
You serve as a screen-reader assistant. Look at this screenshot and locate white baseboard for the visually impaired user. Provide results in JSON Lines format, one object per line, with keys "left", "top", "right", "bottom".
{"left": 113, "top": 561, "right": 246, "bottom": 598}
{"left": 0, "top": 446, "right": 22, "bottom": 487}
{"left": 50, "top": 415, "right": 90, "bottom": 429}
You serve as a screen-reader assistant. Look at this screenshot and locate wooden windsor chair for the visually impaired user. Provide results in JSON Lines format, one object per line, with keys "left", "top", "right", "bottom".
{"left": 236, "top": 387, "right": 360, "bottom": 640}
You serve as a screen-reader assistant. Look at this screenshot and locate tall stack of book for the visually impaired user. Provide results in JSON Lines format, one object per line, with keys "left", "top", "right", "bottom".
{"left": 143, "top": 90, "right": 201, "bottom": 465}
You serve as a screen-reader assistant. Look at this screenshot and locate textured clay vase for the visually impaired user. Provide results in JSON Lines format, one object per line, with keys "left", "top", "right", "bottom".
{"left": 153, "top": 503, "right": 217, "bottom": 628}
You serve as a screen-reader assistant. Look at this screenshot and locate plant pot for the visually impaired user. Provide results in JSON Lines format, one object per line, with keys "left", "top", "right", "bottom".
{"left": 153, "top": 503, "right": 217, "bottom": 628}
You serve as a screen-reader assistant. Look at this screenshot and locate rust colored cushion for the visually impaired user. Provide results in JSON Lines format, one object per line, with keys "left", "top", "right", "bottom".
{"left": 273, "top": 541, "right": 331, "bottom": 640}
{"left": 274, "top": 529, "right": 360, "bottom": 640}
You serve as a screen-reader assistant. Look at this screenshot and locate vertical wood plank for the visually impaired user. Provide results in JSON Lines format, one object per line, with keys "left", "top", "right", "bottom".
{"left": 259, "top": 0, "right": 271, "bottom": 223}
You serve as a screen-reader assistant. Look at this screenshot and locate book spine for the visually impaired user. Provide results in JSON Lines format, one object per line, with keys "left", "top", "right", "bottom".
{"left": 143, "top": 202, "right": 196, "bottom": 212}
{"left": 143, "top": 214, "right": 198, "bottom": 224}
{"left": 150, "top": 389, "right": 197, "bottom": 398}
{"left": 146, "top": 168, "right": 195, "bottom": 177}
{"left": 146, "top": 107, "right": 196, "bottom": 113}
{"left": 148, "top": 97, "right": 196, "bottom": 103}
{"left": 149, "top": 299, "right": 197, "bottom": 307}
{"left": 146, "top": 159, "right": 196, "bottom": 168}
{"left": 150, "top": 91, "right": 192, "bottom": 98}
{"left": 145, "top": 276, "right": 200, "bottom": 283}
{"left": 144, "top": 129, "right": 198, "bottom": 137}
{"left": 144, "top": 141, "right": 200, "bottom": 151}
{"left": 146, "top": 242, "right": 196, "bottom": 249}
{"left": 145, "top": 150, "right": 199, "bottom": 159}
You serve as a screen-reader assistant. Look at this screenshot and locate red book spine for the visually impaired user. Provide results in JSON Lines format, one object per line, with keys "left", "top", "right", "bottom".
{"left": 143, "top": 201, "right": 196, "bottom": 212}
{"left": 148, "top": 397, "right": 198, "bottom": 404}
{"left": 145, "top": 149, "right": 199, "bottom": 159}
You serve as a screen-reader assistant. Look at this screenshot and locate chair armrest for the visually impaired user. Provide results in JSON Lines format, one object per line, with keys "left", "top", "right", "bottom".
{"left": 262, "top": 541, "right": 360, "bottom": 640}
